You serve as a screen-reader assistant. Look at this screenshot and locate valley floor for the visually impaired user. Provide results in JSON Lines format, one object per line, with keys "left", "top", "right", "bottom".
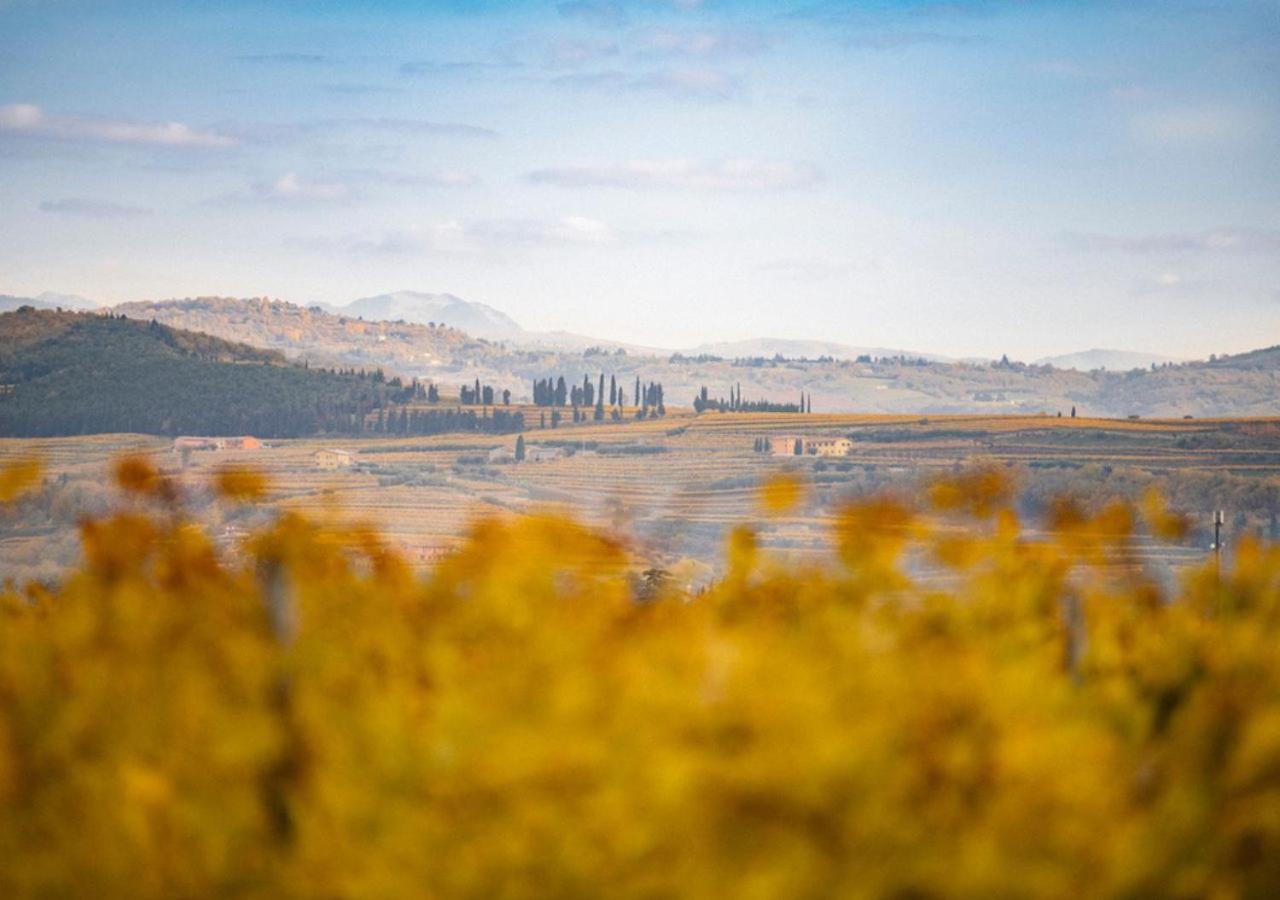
{"left": 4, "top": 411, "right": 1279, "bottom": 586}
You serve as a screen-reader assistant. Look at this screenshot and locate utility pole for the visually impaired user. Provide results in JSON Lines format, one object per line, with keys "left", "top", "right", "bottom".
{"left": 1212, "top": 509, "right": 1225, "bottom": 576}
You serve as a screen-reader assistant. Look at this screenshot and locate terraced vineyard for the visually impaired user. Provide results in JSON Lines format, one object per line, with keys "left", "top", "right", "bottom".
{"left": 3, "top": 411, "right": 1278, "bottom": 585}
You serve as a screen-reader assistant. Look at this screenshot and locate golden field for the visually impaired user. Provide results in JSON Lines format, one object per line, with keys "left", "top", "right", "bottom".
{"left": 3, "top": 411, "right": 1278, "bottom": 584}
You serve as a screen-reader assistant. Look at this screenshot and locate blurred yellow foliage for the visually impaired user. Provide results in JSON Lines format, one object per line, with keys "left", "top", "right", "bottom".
{"left": 215, "top": 465, "right": 270, "bottom": 503}
{"left": 0, "top": 458, "right": 43, "bottom": 502}
{"left": 2, "top": 463, "right": 1280, "bottom": 898}
{"left": 758, "top": 472, "right": 805, "bottom": 515}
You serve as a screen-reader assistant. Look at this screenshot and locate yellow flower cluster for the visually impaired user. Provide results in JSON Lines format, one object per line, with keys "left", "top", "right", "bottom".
{"left": 2, "top": 458, "right": 1279, "bottom": 898}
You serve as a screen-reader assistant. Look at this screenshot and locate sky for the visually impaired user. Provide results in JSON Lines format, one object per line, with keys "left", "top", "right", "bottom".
{"left": 1, "top": 0, "right": 1277, "bottom": 360}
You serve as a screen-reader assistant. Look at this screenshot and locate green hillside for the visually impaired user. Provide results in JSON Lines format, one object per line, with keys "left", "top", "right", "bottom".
{"left": 0, "top": 308, "right": 402, "bottom": 438}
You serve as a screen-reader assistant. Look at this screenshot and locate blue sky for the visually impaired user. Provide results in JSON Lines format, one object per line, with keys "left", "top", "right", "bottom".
{"left": 1, "top": 0, "right": 1277, "bottom": 358}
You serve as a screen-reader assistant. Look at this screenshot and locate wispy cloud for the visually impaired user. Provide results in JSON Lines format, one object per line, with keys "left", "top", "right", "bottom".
{"left": 0, "top": 103, "right": 237, "bottom": 148}
{"left": 212, "top": 172, "right": 355, "bottom": 207}
{"left": 842, "top": 31, "right": 986, "bottom": 50}
{"left": 544, "top": 37, "right": 621, "bottom": 68}
{"left": 214, "top": 167, "right": 480, "bottom": 207}
{"left": 466, "top": 216, "right": 620, "bottom": 247}
{"left": 331, "top": 117, "right": 498, "bottom": 139}
{"left": 557, "top": 0, "right": 627, "bottom": 28}
{"left": 1130, "top": 271, "right": 1219, "bottom": 298}
{"left": 39, "top": 198, "right": 153, "bottom": 219}
{"left": 528, "top": 159, "right": 823, "bottom": 191}
{"left": 343, "top": 168, "right": 481, "bottom": 188}
{"left": 223, "top": 116, "right": 498, "bottom": 144}
{"left": 789, "top": 0, "right": 991, "bottom": 50}
{"left": 1065, "top": 227, "right": 1280, "bottom": 255}
{"left": 264, "top": 172, "right": 350, "bottom": 202}
{"left": 634, "top": 67, "right": 741, "bottom": 100}
{"left": 633, "top": 27, "right": 776, "bottom": 59}
{"left": 792, "top": 0, "right": 1003, "bottom": 23}
{"left": 399, "top": 59, "right": 523, "bottom": 77}
{"left": 553, "top": 66, "right": 741, "bottom": 101}
{"left": 300, "top": 215, "right": 625, "bottom": 258}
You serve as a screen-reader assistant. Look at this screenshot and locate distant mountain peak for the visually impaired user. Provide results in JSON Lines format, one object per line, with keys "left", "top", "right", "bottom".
{"left": 34, "top": 291, "right": 99, "bottom": 310}
{"left": 0, "top": 291, "right": 100, "bottom": 313}
{"left": 1035, "top": 348, "right": 1186, "bottom": 372}
{"left": 338, "top": 291, "right": 522, "bottom": 341}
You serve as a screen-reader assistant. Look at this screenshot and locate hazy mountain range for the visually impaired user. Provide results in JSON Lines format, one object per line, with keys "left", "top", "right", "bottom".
{"left": 1034, "top": 349, "right": 1185, "bottom": 372}
{"left": 84, "top": 295, "right": 1279, "bottom": 418}
{"left": 0, "top": 288, "right": 1206, "bottom": 370}
{"left": 0, "top": 292, "right": 100, "bottom": 313}
{"left": 322, "top": 291, "right": 1035, "bottom": 364}
{"left": 325, "top": 291, "right": 666, "bottom": 354}
{"left": 330, "top": 292, "right": 522, "bottom": 341}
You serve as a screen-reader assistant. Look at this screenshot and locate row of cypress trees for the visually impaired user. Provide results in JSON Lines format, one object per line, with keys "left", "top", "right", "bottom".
{"left": 693, "top": 384, "right": 811, "bottom": 414}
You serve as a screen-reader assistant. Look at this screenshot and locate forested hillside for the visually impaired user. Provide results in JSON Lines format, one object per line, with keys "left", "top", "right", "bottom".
{"left": 0, "top": 308, "right": 406, "bottom": 437}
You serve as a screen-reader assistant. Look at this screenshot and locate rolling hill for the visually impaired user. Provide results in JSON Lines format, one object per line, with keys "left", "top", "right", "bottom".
{"left": 0, "top": 307, "right": 409, "bottom": 438}
{"left": 112, "top": 296, "right": 512, "bottom": 374}
{"left": 1209, "top": 345, "right": 1280, "bottom": 370}
{"left": 104, "top": 295, "right": 1280, "bottom": 419}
